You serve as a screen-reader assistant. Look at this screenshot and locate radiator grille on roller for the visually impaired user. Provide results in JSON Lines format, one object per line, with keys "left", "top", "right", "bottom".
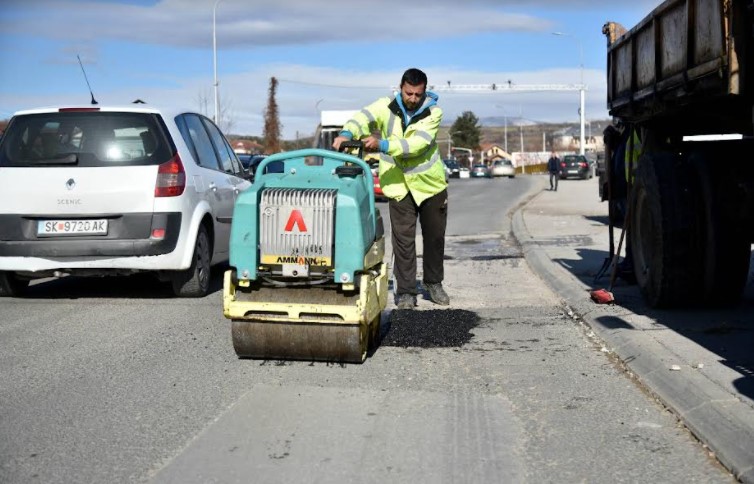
{"left": 259, "top": 188, "right": 337, "bottom": 268}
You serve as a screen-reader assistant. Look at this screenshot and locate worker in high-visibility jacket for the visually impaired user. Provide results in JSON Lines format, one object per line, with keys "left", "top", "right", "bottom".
{"left": 333, "top": 68, "right": 449, "bottom": 310}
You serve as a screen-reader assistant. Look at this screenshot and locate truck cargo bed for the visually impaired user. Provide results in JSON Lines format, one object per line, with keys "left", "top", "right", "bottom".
{"left": 605, "top": 0, "right": 752, "bottom": 133}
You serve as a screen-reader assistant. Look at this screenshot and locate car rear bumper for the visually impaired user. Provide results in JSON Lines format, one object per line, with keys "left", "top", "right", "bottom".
{"left": 0, "top": 212, "right": 181, "bottom": 258}
{"left": 560, "top": 171, "right": 589, "bottom": 179}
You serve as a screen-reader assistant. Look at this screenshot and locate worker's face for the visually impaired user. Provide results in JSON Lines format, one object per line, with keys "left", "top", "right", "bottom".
{"left": 400, "top": 82, "right": 426, "bottom": 111}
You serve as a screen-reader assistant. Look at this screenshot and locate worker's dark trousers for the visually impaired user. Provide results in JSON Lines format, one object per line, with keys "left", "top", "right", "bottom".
{"left": 389, "top": 189, "right": 448, "bottom": 295}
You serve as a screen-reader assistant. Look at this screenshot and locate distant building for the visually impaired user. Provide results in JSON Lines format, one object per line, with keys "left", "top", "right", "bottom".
{"left": 551, "top": 121, "right": 608, "bottom": 153}
{"left": 480, "top": 143, "right": 511, "bottom": 163}
{"left": 232, "top": 139, "right": 264, "bottom": 154}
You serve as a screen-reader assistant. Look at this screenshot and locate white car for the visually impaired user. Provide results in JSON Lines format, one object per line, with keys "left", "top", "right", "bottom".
{"left": 0, "top": 104, "right": 251, "bottom": 297}
{"left": 491, "top": 158, "right": 516, "bottom": 178}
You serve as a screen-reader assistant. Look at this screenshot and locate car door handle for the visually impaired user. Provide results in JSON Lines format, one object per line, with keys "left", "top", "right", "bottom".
{"left": 209, "top": 182, "right": 217, "bottom": 192}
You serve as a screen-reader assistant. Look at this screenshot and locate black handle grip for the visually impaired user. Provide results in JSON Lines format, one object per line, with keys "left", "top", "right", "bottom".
{"left": 338, "top": 140, "right": 364, "bottom": 160}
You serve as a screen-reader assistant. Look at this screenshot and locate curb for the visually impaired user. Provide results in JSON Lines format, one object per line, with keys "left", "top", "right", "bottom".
{"left": 511, "top": 192, "right": 754, "bottom": 483}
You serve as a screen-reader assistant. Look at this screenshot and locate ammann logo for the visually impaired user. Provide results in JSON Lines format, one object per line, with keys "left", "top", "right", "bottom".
{"left": 265, "top": 255, "right": 330, "bottom": 266}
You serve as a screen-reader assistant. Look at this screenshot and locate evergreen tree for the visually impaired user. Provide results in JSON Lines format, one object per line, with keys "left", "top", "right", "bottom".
{"left": 450, "top": 111, "right": 481, "bottom": 149}
{"left": 263, "top": 77, "right": 282, "bottom": 153}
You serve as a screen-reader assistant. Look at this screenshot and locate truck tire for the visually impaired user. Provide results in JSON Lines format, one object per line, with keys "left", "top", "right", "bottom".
{"left": 0, "top": 271, "right": 29, "bottom": 297}
{"left": 171, "top": 225, "right": 211, "bottom": 298}
{"left": 689, "top": 149, "right": 751, "bottom": 305}
{"left": 630, "top": 153, "right": 703, "bottom": 307}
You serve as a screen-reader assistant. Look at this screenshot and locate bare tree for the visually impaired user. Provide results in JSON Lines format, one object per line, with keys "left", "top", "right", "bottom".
{"left": 218, "top": 96, "right": 235, "bottom": 135}
{"left": 263, "top": 77, "right": 282, "bottom": 153}
{"left": 196, "top": 88, "right": 235, "bottom": 134}
{"left": 195, "top": 89, "right": 211, "bottom": 118}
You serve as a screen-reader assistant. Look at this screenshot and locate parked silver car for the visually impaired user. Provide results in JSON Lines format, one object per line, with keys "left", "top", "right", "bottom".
{"left": 0, "top": 104, "right": 251, "bottom": 297}
{"left": 490, "top": 158, "right": 515, "bottom": 178}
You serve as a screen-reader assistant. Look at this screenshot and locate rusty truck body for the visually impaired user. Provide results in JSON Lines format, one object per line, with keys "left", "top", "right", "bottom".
{"left": 604, "top": 0, "right": 753, "bottom": 306}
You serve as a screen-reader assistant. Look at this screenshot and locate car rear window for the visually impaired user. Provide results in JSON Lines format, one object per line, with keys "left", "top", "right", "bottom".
{"left": 563, "top": 155, "right": 585, "bottom": 164}
{"left": 0, "top": 111, "right": 173, "bottom": 167}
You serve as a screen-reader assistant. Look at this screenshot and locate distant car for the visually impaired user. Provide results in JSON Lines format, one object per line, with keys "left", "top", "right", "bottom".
{"left": 238, "top": 154, "right": 279, "bottom": 176}
{"left": 443, "top": 158, "right": 460, "bottom": 178}
{"left": 559, "top": 154, "right": 593, "bottom": 180}
{"left": 470, "top": 164, "right": 492, "bottom": 178}
{"left": 490, "top": 158, "right": 515, "bottom": 178}
{"left": 0, "top": 104, "right": 251, "bottom": 297}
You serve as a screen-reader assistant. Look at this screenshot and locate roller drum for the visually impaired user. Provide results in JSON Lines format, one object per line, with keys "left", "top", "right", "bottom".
{"left": 232, "top": 320, "right": 367, "bottom": 363}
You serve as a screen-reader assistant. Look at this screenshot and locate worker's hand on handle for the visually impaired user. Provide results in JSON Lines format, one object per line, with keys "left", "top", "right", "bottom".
{"left": 332, "top": 135, "right": 350, "bottom": 152}
{"left": 333, "top": 135, "right": 379, "bottom": 153}
{"left": 361, "top": 136, "right": 380, "bottom": 152}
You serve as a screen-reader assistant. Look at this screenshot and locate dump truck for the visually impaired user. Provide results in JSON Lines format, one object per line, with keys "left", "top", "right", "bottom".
{"left": 604, "top": 0, "right": 754, "bottom": 307}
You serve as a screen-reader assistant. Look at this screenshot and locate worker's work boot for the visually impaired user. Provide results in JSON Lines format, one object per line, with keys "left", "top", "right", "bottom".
{"left": 425, "top": 282, "right": 450, "bottom": 306}
{"left": 396, "top": 293, "right": 416, "bottom": 310}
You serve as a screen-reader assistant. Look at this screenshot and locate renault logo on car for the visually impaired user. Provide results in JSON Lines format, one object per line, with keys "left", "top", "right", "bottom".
{"left": 66, "top": 178, "right": 76, "bottom": 190}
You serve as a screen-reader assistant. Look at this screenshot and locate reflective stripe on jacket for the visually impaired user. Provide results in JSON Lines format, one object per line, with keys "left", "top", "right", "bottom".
{"left": 341, "top": 91, "right": 446, "bottom": 204}
{"left": 625, "top": 127, "right": 641, "bottom": 185}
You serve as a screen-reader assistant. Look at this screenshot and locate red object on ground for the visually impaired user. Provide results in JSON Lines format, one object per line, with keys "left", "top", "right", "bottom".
{"left": 590, "top": 288, "right": 615, "bottom": 304}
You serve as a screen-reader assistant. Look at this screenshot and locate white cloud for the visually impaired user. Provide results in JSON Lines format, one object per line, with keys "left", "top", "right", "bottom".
{"left": 1, "top": 0, "right": 554, "bottom": 48}
{"left": 1, "top": 0, "right": 660, "bottom": 136}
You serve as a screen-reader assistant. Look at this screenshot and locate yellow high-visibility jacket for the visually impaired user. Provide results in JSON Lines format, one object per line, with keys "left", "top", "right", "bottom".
{"left": 341, "top": 91, "right": 446, "bottom": 204}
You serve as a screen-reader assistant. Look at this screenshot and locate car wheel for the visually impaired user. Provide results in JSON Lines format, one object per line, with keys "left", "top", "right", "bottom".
{"left": 0, "top": 271, "right": 29, "bottom": 297}
{"left": 172, "top": 225, "right": 211, "bottom": 297}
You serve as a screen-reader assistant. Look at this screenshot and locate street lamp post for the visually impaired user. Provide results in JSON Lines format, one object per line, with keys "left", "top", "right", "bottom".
{"left": 212, "top": 0, "right": 223, "bottom": 124}
{"left": 447, "top": 130, "right": 460, "bottom": 159}
{"left": 553, "top": 31, "right": 586, "bottom": 155}
{"left": 495, "top": 104, "right": 508, "bottom": 154}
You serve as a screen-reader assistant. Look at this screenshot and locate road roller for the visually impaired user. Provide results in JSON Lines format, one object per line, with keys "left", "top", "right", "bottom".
{"left": 223, "top": 143, "right": 387, "bottom": 363}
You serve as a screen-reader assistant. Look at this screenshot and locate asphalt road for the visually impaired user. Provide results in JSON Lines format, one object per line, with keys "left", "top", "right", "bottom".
{"left": 0, "top": 175, "right": 736, "bottom": 483}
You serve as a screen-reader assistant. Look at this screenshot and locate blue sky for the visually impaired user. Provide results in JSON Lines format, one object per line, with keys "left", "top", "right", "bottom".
{"left": 0, "top": 0, "right": 662, "bottom": 138}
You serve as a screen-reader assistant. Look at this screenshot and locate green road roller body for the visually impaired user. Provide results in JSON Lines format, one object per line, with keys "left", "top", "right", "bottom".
{"left": 223, "top": 147, "right": 387, "bottom": 363}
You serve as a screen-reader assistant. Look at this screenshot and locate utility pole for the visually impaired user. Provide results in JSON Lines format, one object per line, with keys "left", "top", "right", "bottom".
{"left": 519, "top": 124, "right": 524, "bottom": 153}
{"left": 212, "top": 0, "right": 223, "bottom": 124}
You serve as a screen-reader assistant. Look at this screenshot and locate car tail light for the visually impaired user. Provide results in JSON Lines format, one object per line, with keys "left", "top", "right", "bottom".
{"left": 560, "top": 162, "right": 566, "bottom": 167}
{"left": 579, "top": 162, "right": 588, "bottom": 167}
{"left": 155, "top": 155, "right": 186, "bottom": 197}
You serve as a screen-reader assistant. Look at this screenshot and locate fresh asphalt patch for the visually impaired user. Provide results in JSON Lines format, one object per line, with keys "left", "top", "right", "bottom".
{"left": 381, "top": 309, "right": 480, "bottom": 348}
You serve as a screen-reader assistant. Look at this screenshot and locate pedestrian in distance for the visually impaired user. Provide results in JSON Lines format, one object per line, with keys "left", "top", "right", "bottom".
{"left": 332, "top": 68, "right": 449, "bottom": 310}
{"left": 547, "top": 151, "right": 561, "bottom": 191}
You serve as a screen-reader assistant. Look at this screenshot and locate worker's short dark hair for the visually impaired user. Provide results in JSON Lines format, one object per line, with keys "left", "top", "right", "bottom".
{"left": 401, "top": 68, "right": 428, "bottom": 87}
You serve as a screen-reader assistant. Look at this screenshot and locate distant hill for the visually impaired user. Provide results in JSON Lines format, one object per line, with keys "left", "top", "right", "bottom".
{"left": 439, "top": 118, "right": 612, "bottom": 153}
{"left": 229, "top": 117, "right": 613, "bottom": 152}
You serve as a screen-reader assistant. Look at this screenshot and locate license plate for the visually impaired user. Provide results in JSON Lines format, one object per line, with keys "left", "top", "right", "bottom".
{"left": 37, "top": 219, "right": 108, "bottom": 236}
{"left": 568, "top": 170, "right": 578, "bottom": 174}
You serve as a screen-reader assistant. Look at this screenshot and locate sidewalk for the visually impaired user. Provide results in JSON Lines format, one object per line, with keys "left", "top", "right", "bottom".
{"left": 512, "top": 175, "right": 754, "bottom": 483}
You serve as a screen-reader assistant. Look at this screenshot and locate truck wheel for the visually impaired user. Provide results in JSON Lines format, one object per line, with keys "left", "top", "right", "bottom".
{"left": 630, "top": 153, "right": 703, "bottom": 307}
{"left": 172, "top": 225, "right": 211, "bottom": 297}
{"left": 0, "top": 271, "right": 29, "bottom": 297}
{"left": 689, "top": 149, "right": 751, "bottom": 305}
